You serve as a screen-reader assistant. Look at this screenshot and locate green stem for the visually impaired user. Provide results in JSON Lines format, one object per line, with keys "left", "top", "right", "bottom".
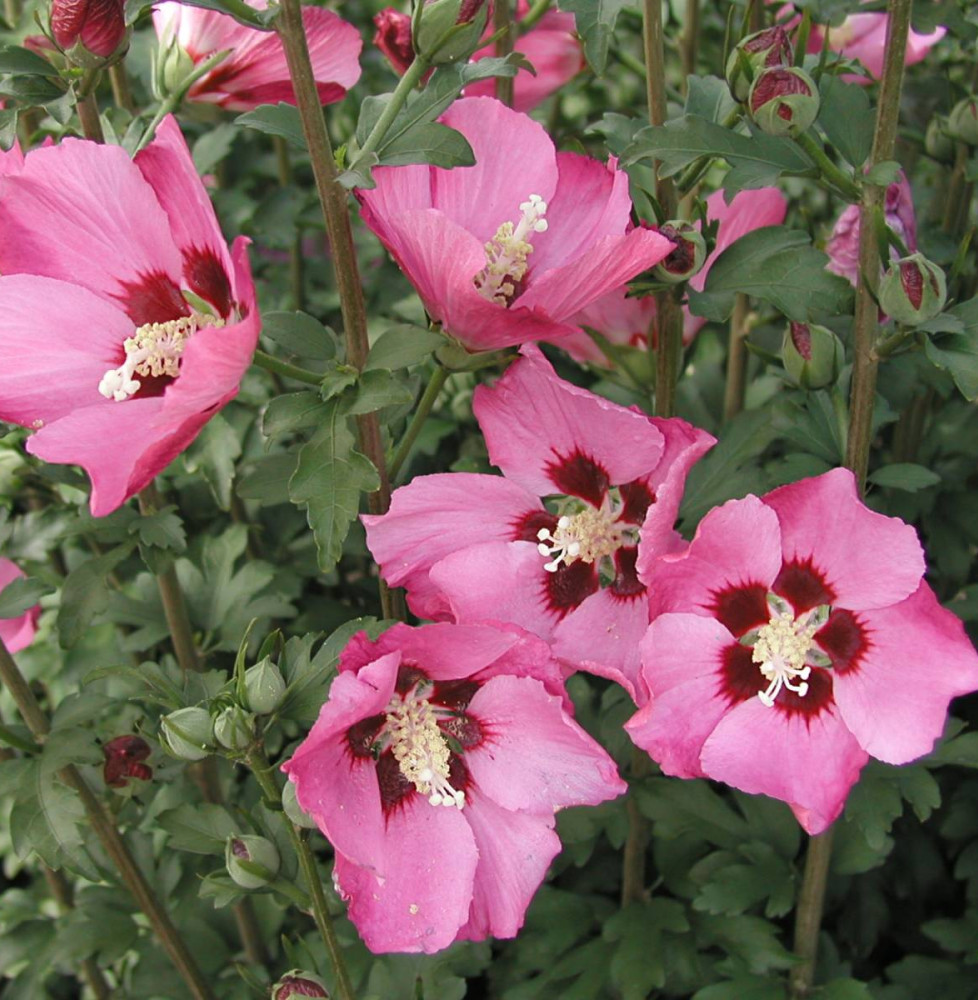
{"left": 2, "top": 0, "right": 20, "bottom": 25}
{"left": 789, "top": 829, "right": 835, "bottom": 1000}
{"left": 108, "top": 62, "right": 135, "bottom": 114}
{"left": 247, "top": 748, "right": 356, "bottom": 1000}
{"left": 76, "top": 90, "right": 104, "bottom": 144}
{"left": 0, "top": 722, "right": 38, "bottom": 754}
{"left": 389, "top": 365, "right": 449, "bottom": 481}
{"left": 517, "top": 0, "right": 551, "bottom": 34}
{"left": 620, "top": 749, "right": 652, "bottom": 905}
{"left": 874, "top": 324, "right": 916, "bottom": 359}
{"left": 355, "top": 55, "right": 431, "bottom": 163}
{"left": 795, "top": 131, "right": 861, "bottom": 201}
{"left": 274, "top": 136, "right": 307, "bottom": 312}
{"left": 0, "top": 636, "right": 216, "bottom": 1000}
{"left": 494, "top": 0, "right": 515, "bottom": 107}
{"left": 723, "top": 293, "right": 751, "bottom": 421}
{"left": 252, "top": 348, "right": 324, "bottom": 386}
{"left": 681, "top": 0, "right": 700, "bottom": 86}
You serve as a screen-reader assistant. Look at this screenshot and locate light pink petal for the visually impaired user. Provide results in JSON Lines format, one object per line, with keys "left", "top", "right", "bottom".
{"left": 363, "top": 472, "right": 542, "bottom": 620}
{"left": 551, "top": 587, "right": 651, "bottom": 705}
{"left": 566, "top": 286, "right": 657, "bottom": 364}
{"left": 153, "top": 2, "right": 231, "bottom": 58}
{"left": 518, "top": 229, "right": 674, "bottom": 321}
{"left": 0, "top": 138, "right": 183, "bottom": 308}
{"left": 644, "top": 495, "right": 782, "bottom": 619}
{"left": 826, "top": 13, "right": 944, "bottom": 80}
{"left": 473, "top": 346, "right": 665, "bottom": 496}
{"left": 0, "top": 275, "right": 132, "bottom": 427}
{"left": 358, "top": 163, "right": 433, "bottom": 222}
{"left": 0, "top": 559, "right": 40, "bottom": 654}
{"left": 625, "top": 613, "right": 736, "bottom": 777}
{"left": 700, "top": 697, "right": 869, "bottom": 835}
{"left": 0, "top": 140, "right": 23, "bottom": 176}
{"left": 431, "top": 98, "right": 558, "bottom": 242}
{"left": 332, "top": 795, "right": 477, "bottom": 954}
{"left": 456, "top": 789, "right": 561, "bottom": 941}
{"left": 763, "top": 468, "right": 925, "bottom": 610}
{"left": 833, "top": 583, "right": 978, "bottom": 765}
{"left": 467, "top": 674, "right": 626, "bottom": 814}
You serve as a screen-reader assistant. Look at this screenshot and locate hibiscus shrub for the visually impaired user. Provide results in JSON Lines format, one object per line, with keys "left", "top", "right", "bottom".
{"left": 1, "top": 0, "right": 978, "bottom": 999}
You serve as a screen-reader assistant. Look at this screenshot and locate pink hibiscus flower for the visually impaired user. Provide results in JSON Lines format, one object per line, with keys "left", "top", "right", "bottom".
{"left": 282, "top": 621, "right": 625, "bottom": 953}
{"left": 356, "top": 97, "right": 675, "bottom": 353}
{"left": 363, "top": 347, "right": 714, "bottom": 703}
{"left": 0, "top": 117, "right": 259, "bottom": 516}
{"left": 0, "top": 558, "right": 40, "bottom": 654}
{"left": 153, "top": 0, "right": 362, "bottom": 111}
{"left": 626, "top": 468, "right": 978, "bottom": 834}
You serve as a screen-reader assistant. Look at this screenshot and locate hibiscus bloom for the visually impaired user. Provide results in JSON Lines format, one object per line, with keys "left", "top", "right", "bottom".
{"left": 626, "top": 469, "right": 978, "bottom": 834}
{"left": 363, "top": 347, "right": 714, "bottom": 703}
{"left": 153, "top": 0, "right": 362, "bottom": 111}
{"left": 0, "top": 558, "right": 40, "bottom": 654}
{"left": 0, "top": 116, "right": 259, "bottom": 516}
{"left": 356, "top": 97, "right": 675, "bottom": 353}
{"left": 283, "top": 621, "right": 625, "bottom": 953}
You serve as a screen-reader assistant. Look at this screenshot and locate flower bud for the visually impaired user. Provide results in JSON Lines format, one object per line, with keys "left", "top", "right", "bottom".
{"left": 781, "top": 322, "right": 845, "bottom": 389}
{"left": 415, "top": 0, "right": 491, "bottom": 66}
{"left": 725, "top": 26, "right": 793, "bottom": 103}
{"left": 225, "top": 835, "right": 280, "bottom": 889}
{"left": 243, "top": 658, "right": 287, "bottom": 715}
{"left": 925, "top": 117, "right": 954, "bottom": 163}
{"left": 878, "top": 253, "right": 947, "bottom": 326}
{"left": 946, "top": 97, "right": 978, "bottom": 147}
{"left": 213, "top": 705, "right": 255, "bottom": 752}
{"left": 652, "top": 221, "right": 707, "bottom": 284}
{"left": 156, "top": 31, "right": 194, "bottom": 100}
{"left": 160, "top": 707, "right": 214, "bottom": 762}
{"left": 50, "top": 0, "right": 129, "bottom": 68}
{"left": 373, "top": 8, "right": 415, "bottom": 75}
{"left": 102, "top": 735, "right": 153, "bottom": 789}
{"left": 282, "top": 779, "right": 319, "bottom": 830}
{"left": 748, "top": 66, "right": 820, "bottom": 138}
{"left": 272, "top": 970, "right": 330, "bottom": 999}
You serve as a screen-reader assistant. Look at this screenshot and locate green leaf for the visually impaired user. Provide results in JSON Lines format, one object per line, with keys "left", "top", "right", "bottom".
{"left": 186, "top": 412, "right": 242, "bottom": 511}
{"left": 604, "top": 901, "right": 689, "bottom": 999}
{"left": 819, "top": 980, "right": 874, "bottom": 1000}
{"left": 688, "top": 227, "right": 853, "bottom": 322}
{"left": 865, "top": 158, "right": 902, "bottom": 186}
{"left": 236, "top": 452, "right": 297, "bottom": 505}
{"left": 129, "top": 506, "right": 187, "bottom": 552}
{"left": 0, "top": 576, "right": 50, "bottom": 619}
{"left": 0, "top": 45, "right": 60, "bottom": 77}
{"left": 340, "top": 369, "right": 415, "bottom": 416}
{"left": 58, "top": 545, "right": 134, "bottom": 648}
{"left": 0, "top": 107, "right": 18, "bottom": 151}
{"left": 234, "top": 103, "right": 305, "bottom": 148}
{"left": 365, "top": 325, "right": 447, "bottom": 371}
{"left": 378, "top": 121, "right": 475, "bottom": 170}
{"left": 818, "top": 76, "right": 874, "bottom": 167}
{"left": 0, "top": 75, "right": 65, "bottom": 104}
{"left": 924, "top": 296, "right": 978, "bottom": 400}
{"left": 868, "top": 463, "right": 941, "bottom": 492}
{"left": 192, "top": 123, "right": 237, "bottom": 174}
{"left": 158, "top": 804, "right": 238, "bottom": 855}
{"left": 557, "top": 0, "right": 629, "bottom": 74}
{"left": 262, "top": 392, "right": 329, "bottom": 439}
{"left": 262, "top": 310, "right": 337, "bottom": 361}
{"left": 684, "top": 75, "right": 737, "bottom": 124}
{"left": 288, "top": 402, "right": 380, "bottom": 572}
{"left": 319, "top": 360, "right": 359, "bottom": 401}
{"left": 199, "top": 871, "right": 245, "bottom": 908}
{"left": 169, "top": 0, "right": 266, "bottom": 27}
{"left": 692, "top": 978, "right": 786, "bottom": 1000}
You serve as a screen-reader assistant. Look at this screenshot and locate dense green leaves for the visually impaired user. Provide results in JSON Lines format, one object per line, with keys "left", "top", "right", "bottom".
{"left": 557, "top": 0, "right": 629, "bottom": 74}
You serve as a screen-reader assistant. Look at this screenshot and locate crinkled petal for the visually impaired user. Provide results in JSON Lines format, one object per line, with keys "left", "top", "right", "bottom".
{"left": 763, "top": 468, "right": 925, "bottom": 610}
{"left": 832, "top": 583, "right": 978, "bottom": 764}
{"left": 466, "top": 674, "right": 626, "bottom": 814}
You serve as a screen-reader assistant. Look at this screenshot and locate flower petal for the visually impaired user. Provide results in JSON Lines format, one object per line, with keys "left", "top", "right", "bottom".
{"left": 0, "top": 559, "right": 39, "bottom": 654}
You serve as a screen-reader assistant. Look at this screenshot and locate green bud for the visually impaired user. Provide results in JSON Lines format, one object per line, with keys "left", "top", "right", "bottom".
{"left": 213, "top": 705, "right": 255, "bottom": 752}
{"left": 946, "top": 96, "right": 978, "bottom": 147}
{"left": 925, "top": 117, "right": 955, "bottom": 163}
{"left": 243, "top": 658, "right": 287, "bottom": 715}
{"left": 652, "top": 221, "right": 707, "bottom": 284}
{"left": 282, "top": 779, "right": 319, "bottom": 830}
{"left": 782, "top": 322, "right": 845, "bottom": 389}
{"left": 725, "top": 26, "right": 793, "bottom": 103}
{"left": 225, "top": 835, "right": 280, "bottom": 889}
{"left": 272, "top": 970, "right": 330, "bottom": 999}
{"left": 160, "top": 707, "right": 214, "bottom": 762}
{"left": 748, "top": 66, "right": 820, "bottom": 138}
{"left": 156, "top": 35, "right": 194, "bottom": 101}
{"left": 414, "top": 0, "right": 490, "bottom": 66}
{"left": 878, "top": 253, "right": 947, "bottom": 326}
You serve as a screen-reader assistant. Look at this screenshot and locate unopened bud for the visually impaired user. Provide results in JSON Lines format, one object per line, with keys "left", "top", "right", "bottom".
{"left": 160, "top": 707, "right": 214, "bottom": 762}
{"left": 652, "top": 221, "right": 707, "bottom": 284}
{"left": 878, "top": 253, "right": 947, "bottom": 326}
{"left": 947, "top": 97, "right": 978, "bottom": 147}
{"left": 214, "top": 705, "right": 255, "bottom": 752}
{"left": 50, "top": 0, "right": 129, "bottom": 67}
{"left": 272, "top": 971, "right": 330, "bottom": 999}
{"left": 243, "top": 658, "right": 287, "bottom": 715}
{"left": 102, "top": 735, "right": 153, "bottom": 789}
{"left": 415, "top": 0, "right": 490, "bottom": 66}
{"left": 725, "top": 26, "right": 793, "bottom": 103}
{"left": 373, "top": 8, "right": 415, "bottom": 75}
{"left": 225, "top": 835, "right": 280, "bottom": 889}
{"left": 282, "top": 779, "right": 319, "bottom": 830}
{"left": 156, "top": 32, "right": 194, "bottom": 100}
{"left": 748, "top": 66, "right": 820, "bottom": 138}
{"left": 925, "top": 117, "right": 954, "bottom": 163}
{"left": 782, "top": 322, "right": 844, "bottom": 389}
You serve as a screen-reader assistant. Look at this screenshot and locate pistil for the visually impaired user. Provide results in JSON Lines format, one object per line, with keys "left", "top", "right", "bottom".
{"left": 751, "top": 608, "right": 821, "bottom": 707}
{"left": 473, "top": 194, "right": 548, "bottom": 306}
{"left": 536, "top": 505, "right": 629, "bottom": 573}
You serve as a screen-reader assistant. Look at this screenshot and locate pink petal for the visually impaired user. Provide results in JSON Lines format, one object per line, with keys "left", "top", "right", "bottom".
{"left": 0, "top": 140, "right": 23, "bottom": 176}
{"left": 466, "top": 674, "right": 626, "bottom": 814}
{"left": 363, "top": 472, "right": 542, "bottom": 620}
{"left": 832, "top": 583, "right": 978, "bottom": 764}
{"left": 700, "top": 697, "right": 869, "bottom": 835}
{"left": 0, "top": 558, "right": 39, "bottom": 654}
{"left": 456, "top": 788, "right": 561, "bottom": 941}
{"left": 565, "top": 286, "right": 657, "bottom": 364}
{"left": 763, "top": 468, "right": 925, "bottom": 611}
{"left": 473, "top": 346, "right": 665, "bottom": 496}
{"left": 643, "top": 495, "right": 783, "bottom": 619}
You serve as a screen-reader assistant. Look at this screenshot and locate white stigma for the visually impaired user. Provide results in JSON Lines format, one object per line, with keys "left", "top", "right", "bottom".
{"left": 474, "top": 194, "right": 549, "bottom": 306}
{"left": 536, "top": 505, "right": 628, "bottom": 574}
{"left": 98, "top": 312, "right": 223, "bottom": 402}
{"left": 386, "top": 691, "right": 465, "bottom": 810}
{"left": 752, "top": 611, "right": 819, "bottom": 707}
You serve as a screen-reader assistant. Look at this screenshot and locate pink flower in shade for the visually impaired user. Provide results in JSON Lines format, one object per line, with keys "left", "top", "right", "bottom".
{"left": 625, "top": 468, "right": 978, "bottom": 835}
{"left": 152, "top": 0, "right": 361, "bottom": 112}
{"left": 0, "top": 116, "right": 259, "bottom": 516}
{"left": 282, "top": 621, "right": 625, "bottom": 953}
{"left": 363, "top": 347, "right": 714, "bottom": 703}
{"left": 826, "top": 173, "right": 917, "bottom": 287}
{"left": 373, "top": 7, "right": 416, "bottom": 77}
{"left": 559, "top": 286, "right": 658, "bottom": 366}
{"left": 0, "top": 559, "right": 40, "bottom": 654}
{"left": 356, "top": 97, "right": 675, "bottom": 353}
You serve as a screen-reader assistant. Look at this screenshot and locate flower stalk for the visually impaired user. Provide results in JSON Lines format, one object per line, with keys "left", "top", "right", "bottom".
{"left": 494, "top": 0, "right": 515, "bottom": 106}
{"left": 389, "top": 364, "right": 450, "bottom": 481}
{"left": 355, "top": 53, "right": 432, "bottom": 163}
